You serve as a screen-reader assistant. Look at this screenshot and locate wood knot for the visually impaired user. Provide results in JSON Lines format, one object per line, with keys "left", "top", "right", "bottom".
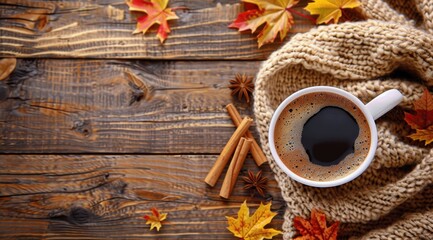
{"left": 8, "top": 12, "right": 50, "bottom": 32}
{"left": 125, "top": 70, "right": 152, "bottom": 105}
{"left": 129, "top": 87, "right": 144, "bottom": 105}
{"left": 110, "top": 180, "right": 127, "bottom": 195}
{"left": 72, "top": 120, "right": 92, "bottom": 137}
{"left": 69, "top": 207, "right": 94, "bottom": 224}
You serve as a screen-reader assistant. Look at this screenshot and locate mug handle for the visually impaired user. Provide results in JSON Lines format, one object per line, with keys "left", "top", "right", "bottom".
{"left": 365, "top": 89, "right": 403, "bottom": 120}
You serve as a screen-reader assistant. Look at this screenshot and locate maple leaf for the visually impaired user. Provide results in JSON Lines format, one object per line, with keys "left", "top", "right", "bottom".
{"left": 229, "top": 0, "right": 300, "bottom": 48}
{"left": 408, "top": 125, "right": 433, "bottom": 145}
{"left": 404, "top": 89, "right": 433, "bottom": 145}
{"left": 293, "top": 209, "right": 340, "bottom": 240}
{"left": 144, "top": 207, "right": 167, "bottom": 231}
{"left": 126, "top": 0, "right": 179, "bottom": 43}
{"left": 227, "top": 201, "right": 282, "bottom": 240}
{"left": 304, "top": 0, "right": 361, "bottom": 24}
{"left": 405, "top": 89, "right": 433, "bottom": 130}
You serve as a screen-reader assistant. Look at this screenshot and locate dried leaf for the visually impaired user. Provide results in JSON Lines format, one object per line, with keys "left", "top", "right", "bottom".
{"left": 126, "top": 0, "right": 179, "bottom": 43}
{"left": 144, "top": 207, "right": 167, "bottom": 231}
{"left": 293, "top": 209, "right": 340, "bottom": 240}
{"left": 305, "top": 0, "right": 361, "bottom": 24}
{"left": 229, "top": 0, "right": 300, "bottom": 48}
{"left": 227, "top": 201, "right": 281, "bottom": 240}
{"left": 408, "top": 125, "right": 433, "bottom": 145}
{"left": 405, "top": 89, "right": 433, "bottom": 130}
{"left": 0, "top": 58, "right": 17, "bottom": 81}
{"left": 404, "top": 89, "right": 433, "bottom": 145}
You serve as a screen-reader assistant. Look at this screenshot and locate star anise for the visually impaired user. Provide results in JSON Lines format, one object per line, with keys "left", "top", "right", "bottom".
{"left": 228, "top": 73, "right": 254, "bottom": 103}
{"left": 242, "top": 170, "right": 268, "bottom": 197}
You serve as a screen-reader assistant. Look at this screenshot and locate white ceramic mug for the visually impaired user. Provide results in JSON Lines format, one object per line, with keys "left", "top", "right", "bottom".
{"left": 268, "top": 86, "right": 403, "bottom": 187}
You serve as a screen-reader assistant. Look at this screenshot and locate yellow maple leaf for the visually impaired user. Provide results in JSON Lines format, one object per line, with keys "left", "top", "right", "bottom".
{"left": 229, "top": 0, "right": 300, "bottom": 48}
{"left": 227, "top": 201, "right": 282, "bottom": 240}
{"left": 304, "top": 0, "right": 361, "bottom": 24}
{"left": 144, "top": 207, "right": 167, "bottom": 231}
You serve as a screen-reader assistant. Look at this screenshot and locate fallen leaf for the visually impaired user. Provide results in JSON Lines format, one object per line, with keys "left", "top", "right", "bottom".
{"left": 0, "top": 58, "right": 17, "bottom": 81}
{"left": 293, "top": 209, "right": 340, "bottom": 240}
{"left": 404, "top": 89, "right": 433, "bottom": 145}
{"left": 229, "top": 0, "right": 300, "bottom": 48}
{"left": 408, "top": 125, "right": 433, "bottom": 145}
{"left": 227, "top": 201, "right": 281, "bottom": 240}
{"left": 144, "top": 207, "right": 167, "bottom": 231}
{"left": 126, "top": 0, "right": 179, "bottom": 43}
{"left": 405, "top": 89, "right": 433, "bottom": 129}
{"left": 304, "top": 0, "right": 361, "bottom": 24}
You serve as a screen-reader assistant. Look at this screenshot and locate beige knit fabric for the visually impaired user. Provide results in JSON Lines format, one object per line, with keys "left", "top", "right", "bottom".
{"left": 253, "top": 0, "right": 433, "bottom": 239}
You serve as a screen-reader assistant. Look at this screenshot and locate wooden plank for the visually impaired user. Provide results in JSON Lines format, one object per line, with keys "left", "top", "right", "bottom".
{"left": 0, "top": 154, "right": 285, "bottom": 239}
{"left": 0, "top": 0, "right": 314, "bottom": 59}
{"left": 0, "top": 59, "right": 266, "bottom": 153}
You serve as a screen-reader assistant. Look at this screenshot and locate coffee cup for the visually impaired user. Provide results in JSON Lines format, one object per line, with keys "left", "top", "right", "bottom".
{"left": 268, "top": 86, "right": 403, "bottom": 187}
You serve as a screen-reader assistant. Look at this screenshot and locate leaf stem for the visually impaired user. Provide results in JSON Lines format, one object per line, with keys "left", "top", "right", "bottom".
{"left": 341, "top": 9, "right": 352, "bottom": 22}
{"left": 286, "top": 8, "right": 316, "bottom": 24}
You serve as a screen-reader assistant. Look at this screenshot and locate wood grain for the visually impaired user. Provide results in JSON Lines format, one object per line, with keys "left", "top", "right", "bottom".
{"left": 0, "top": 154, "right": 285, "bottom": 239}
{"left": 0, "top": 59, "right": 266, "bottom": 153}
{"left": 0, "top": 0, "right": 314, "bottom": 59}
{"left": 0, "top": 1, "right": 306, "bottom": 238}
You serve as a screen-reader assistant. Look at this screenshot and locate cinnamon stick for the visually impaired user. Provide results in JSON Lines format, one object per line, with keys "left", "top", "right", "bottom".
{"left": 220, "top": 137, "right": 252, "bottom": 199}
{"left": 204, "top": 117, "right": 253, "bottom": 187}
{"left": 226, "top": 104, "right": 267, "bottom": 166}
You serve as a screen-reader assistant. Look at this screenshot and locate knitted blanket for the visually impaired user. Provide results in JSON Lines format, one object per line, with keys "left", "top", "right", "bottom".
{"left": 253, "top": 0, "right": 433, "bottom": 239}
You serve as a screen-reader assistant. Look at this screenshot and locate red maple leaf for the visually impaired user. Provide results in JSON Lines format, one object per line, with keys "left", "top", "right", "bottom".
{"left": 293, "top": 209, "right": 340, "bottom": 240}
{"left": 126, "top": 0, "right": 180, "bottom": 43}
{"left": 404, "top": 89, "right": 433, "bottom": 145}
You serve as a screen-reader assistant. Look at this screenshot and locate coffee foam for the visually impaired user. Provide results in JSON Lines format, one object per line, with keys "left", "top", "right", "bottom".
{"left": 274, "top": 92, "right": 371, "bottom": 182}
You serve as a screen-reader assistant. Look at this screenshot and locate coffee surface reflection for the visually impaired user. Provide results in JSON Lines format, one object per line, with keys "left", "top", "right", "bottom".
{"left": 301, "top": 106, "right": 359, "bottom": 166}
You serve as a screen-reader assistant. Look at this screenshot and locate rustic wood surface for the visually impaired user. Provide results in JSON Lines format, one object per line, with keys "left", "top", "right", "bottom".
{"left": 0, "top": 0, "right": 313, "bottom": 238}
{"left": 0, "top": 0, "right": 314, "bottom": 59}
{"left": 0, "top": 155, "right": 285, "bottom": 239}
{"left": 0, "top": 59, "right": 263, "bottom": 153}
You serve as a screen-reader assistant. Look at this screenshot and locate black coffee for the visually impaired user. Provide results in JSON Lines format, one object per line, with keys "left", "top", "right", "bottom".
{"left": 274, "top": 92, "right": 371, "bottom": 182}
{"left": 301, "top": 106, "right": 359, "bottom": 166}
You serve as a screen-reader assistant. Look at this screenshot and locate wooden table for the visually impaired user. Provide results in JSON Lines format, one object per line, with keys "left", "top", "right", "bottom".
{"left": 0, "top": 0, "right": 313, "bottom": 238}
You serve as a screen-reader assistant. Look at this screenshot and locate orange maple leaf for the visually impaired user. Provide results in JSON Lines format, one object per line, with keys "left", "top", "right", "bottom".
{"left": 293, "top": 209, "right": 340, "bottom": 240}
{"left": 144, "top": 207, "right": 167, "bottom": 231}
{"left": 304, "top": 0, "right": 361, "bottom": 24}
{"left": 126, "top": 0, "right": 179, "bottom": 43}
{"left": 408, "top": 125, "right": 433, "bottom": 145}
{"left": 404, "top": 89, "right": 433, "bottom": 145}
{"left": 229, "top": 0, "right": 300, "bottom": 48}
{"left": 227, "top": 201, "right": 282, "bottom": 240}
